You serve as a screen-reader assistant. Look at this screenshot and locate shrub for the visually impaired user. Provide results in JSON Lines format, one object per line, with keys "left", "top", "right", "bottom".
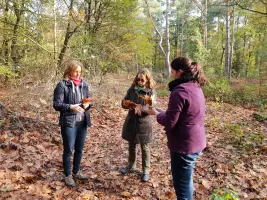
{"left": 210, "top": 188, "right": 239, "bottom": 200}
{"left": 0, "top": 65, "right": 19, "bottom": 83}
{"left": 203, "top": 77, "right": 232, "bottom": 102}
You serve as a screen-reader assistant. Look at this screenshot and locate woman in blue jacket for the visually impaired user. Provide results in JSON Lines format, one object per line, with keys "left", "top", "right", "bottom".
{"left": 53, "top": 60, "right": 92, "bottom": 187}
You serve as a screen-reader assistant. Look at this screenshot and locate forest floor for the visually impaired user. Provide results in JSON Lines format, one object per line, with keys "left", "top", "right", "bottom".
{"left": 0, "top": 73, "right": 266, "bottom": 200}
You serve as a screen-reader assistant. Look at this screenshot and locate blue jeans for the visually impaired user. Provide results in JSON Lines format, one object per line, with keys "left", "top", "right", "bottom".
{"left": 170, "top": 151, "right": 200, "bottom": 200}
{"left": 61, "top": 121, "right": 87, "bottom": 177}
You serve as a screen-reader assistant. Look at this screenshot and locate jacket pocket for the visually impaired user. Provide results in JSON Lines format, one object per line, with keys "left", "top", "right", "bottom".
{"left": 62, "top": 112, "right": 76, "bottom": 127}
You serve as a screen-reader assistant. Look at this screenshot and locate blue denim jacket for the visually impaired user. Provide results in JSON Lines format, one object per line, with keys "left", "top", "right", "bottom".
{"left": 53, "top": 80, "right": 92, "bottom": 127}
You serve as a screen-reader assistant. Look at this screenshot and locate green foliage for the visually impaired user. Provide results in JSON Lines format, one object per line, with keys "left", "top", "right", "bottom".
{"left": 252, "top": 112, "right": 267, "bottom": 122}
{"left": 232, "top": 84, "right": 259, "bottom": 105}
{"left": 183, "top": 18, "right": 209, "bottom": 65}
{"left": 210, "top": 188, "right": 239, "bottom": 200}
{"left": 203, "top": 77, "right": 232, "bottom": 102}
{"left": 231, "top": 83, "right": 267, "bottom": 108}
{"left": 203, "top": 77, "right": 266, "bottom": 108}
{"left": 99, "top": 61, "right": 120, "bottom": 74}
{"left": 223, "top": 122, "right": 264, "bottom": 150}
{"left": 0, "top": 66, "right": 18, "bottom": 79}
{"left": 157, "top": 89, "right": 170, "bottom": 97}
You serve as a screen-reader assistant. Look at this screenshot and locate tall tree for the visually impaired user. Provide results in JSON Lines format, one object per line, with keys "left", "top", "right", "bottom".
{"left": 144, "top": 0, "right": 171, "bottom": 77}
{"left": 224, "top": 0, "right": 230, "bottom": 78}
{"left": 190, "top": 0, "right": 208, "bottom": 48}
{"left": 2, "top": 0, "right": 9, "bottom": 65}
{"left": 11, "top": 0, "right": 25, "bottom": 72}
{"left": 57, "top": 0, "right": 81, "bottom": 70}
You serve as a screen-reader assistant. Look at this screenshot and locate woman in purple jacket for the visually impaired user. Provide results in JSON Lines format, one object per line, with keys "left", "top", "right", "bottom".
{"left": 146, "top": 57, "right": 206, "bottom": 200}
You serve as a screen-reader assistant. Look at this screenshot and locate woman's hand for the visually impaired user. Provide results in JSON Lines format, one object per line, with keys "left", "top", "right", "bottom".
{"left": 134, "top": 104, "right": 142, "bottom": 116}
{"left": 155, "top": 108, "right": 165, "bottom": 113}
{"left": 82, "top": 102, "right": 90, "bottom": 109}
{"left": 147, "top": 107, "right": 159, "bottom": 115}
{"left": 142, "top": 106, "right": 159, "bottom": 115}
{"left": 70, "top": 104, "right": 84, "bottom": 113}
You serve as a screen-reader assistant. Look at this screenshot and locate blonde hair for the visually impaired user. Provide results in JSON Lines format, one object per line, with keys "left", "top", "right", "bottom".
{"left": 63, "top": 60, "right": 84, "bottom": 79}
{"left": 132, "top": 68, "right": 156, "bottom": 89}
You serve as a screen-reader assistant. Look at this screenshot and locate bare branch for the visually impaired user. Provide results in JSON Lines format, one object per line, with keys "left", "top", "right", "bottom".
{"left": 143, "top": 0, "right": 166, "bottom": 57}
{"left": 189, "top": 0, "right": 203, "bottom": 12}
{"left": 233, "top": 0, "right": 267, "bottom": 15}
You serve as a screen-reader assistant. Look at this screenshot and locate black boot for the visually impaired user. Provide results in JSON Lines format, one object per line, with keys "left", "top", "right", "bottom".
{"left": 141, "top": 174, "right": 149, "bottom": 182}
{"left": 120, "top": 167, "right": 136, "bottom": 175}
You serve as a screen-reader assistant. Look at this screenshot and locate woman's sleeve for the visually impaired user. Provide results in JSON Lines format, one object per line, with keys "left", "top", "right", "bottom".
{"left": 156, "top": 87, "right": 187, "bottom": 131}
{"left": 53, "top": 82, "right": 71, "bottom": 112}
{"left": 121, "top": 87, "right": 131, "bottom": 109}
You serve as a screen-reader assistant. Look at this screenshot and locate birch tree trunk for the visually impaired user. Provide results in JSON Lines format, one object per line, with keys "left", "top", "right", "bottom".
{"left": 165, "top": 0, "right": 171, "bottom": 77}
{"left": 144, "top": 0, "right": 171, "bottom": 77}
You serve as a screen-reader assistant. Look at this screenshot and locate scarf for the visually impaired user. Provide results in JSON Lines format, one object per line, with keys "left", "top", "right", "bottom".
{"left": 168, "top": 75, "right": 196, "bottom": 91}
{"left": 137, "top": 85, "right": 144, "bottom": 93}
{"left": 70, "top": 77, "right": 81, "bottom": 86}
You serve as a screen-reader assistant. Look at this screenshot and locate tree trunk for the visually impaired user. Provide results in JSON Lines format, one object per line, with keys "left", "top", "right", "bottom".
{"left": 57, "top": 0, "right": 78, "bottom": 71}
{"left": 11, "top": 0, "right": 25, "bottom": 72}
{"left": 153, "top": 42, "right": 157, "bottom": 68}
{"left": 165, "top": 0, "right": 171, "bottom": 77}
{"left": 224, "top": 1, "right": 230, "bottom": 78}
{"left": 144, "top": 0, "right": 171, "bottom": 78}
{"left": 202, "top": 0, "right": 208, "bottom": 48}
{"left": 180, "top": 21, "right": 184, "bottom": 57}
{"left": 85, "top": 0, "right": 92, "bottom": 33}
{"left": 2, "top": 0, "right": 9, "bottom": 66}
{"left": 174, "top": 21, "right": 178, "bottom": 58}
{"left": 53, "top": 0, "right": 57, "bottom": 69}
{"left": 229, "top": 6, "right": 235, "bottom": 78}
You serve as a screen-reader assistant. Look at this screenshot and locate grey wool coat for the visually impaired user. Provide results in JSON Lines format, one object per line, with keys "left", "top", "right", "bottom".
{"left": 122, "top": 85, "right": 155, "bottom": 144}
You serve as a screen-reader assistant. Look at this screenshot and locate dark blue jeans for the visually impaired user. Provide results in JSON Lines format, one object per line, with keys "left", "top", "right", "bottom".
{"left": 61, "top": 121, "right": 87, "bottom": 177}
{"left": 170, "top": 151, "right": 200, "bottom": 200}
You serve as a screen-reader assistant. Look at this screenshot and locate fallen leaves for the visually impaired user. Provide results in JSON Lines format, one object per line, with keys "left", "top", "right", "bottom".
{"left": 0, "top": 82, "right": 266, "bottom": 200}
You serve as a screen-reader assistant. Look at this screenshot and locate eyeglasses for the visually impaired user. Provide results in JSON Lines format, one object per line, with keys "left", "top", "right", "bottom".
{"left": 136, "top": 77, "right": 145, "bottom": 83}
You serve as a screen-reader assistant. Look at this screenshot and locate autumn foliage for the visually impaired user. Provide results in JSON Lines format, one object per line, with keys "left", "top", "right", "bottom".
{"left": 122, "top": 100, "right": 139, "bottom": 109}
{"left": 140, "top": 95, "right": 152, "bottom": 106}
{"left": 82, "top": 97, "right": 93, "bottom": 104}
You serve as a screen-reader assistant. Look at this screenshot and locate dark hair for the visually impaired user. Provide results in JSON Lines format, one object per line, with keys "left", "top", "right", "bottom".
{"left": 171, "top": 57, "right": 206, "bottom": 86}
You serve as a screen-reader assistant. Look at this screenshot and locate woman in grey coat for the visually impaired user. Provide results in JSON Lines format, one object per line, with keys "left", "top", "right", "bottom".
{"left": 120, "top": 68, "right": 156, "bottom": 182}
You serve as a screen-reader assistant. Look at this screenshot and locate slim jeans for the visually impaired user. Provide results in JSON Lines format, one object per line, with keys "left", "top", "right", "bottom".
{"left": 61, "top": 121, "right": 87, "bottom": 177}
{"left": 128, "top": 143, "right": 150, "bottom": 174}
{"left": 170, "top": 151, "right": 200, "bottom": 200}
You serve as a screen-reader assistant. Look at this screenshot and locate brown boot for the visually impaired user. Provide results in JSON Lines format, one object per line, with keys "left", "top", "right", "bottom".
{"left": 65, "top": 175, "right": 75, "bottom": 187}
{"left": 73, "top": 170, "right": 88, "bottom": 180}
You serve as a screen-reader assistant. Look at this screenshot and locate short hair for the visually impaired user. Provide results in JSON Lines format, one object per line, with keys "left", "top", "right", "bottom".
{"left": 63, "top": 60, "right": 84, "bottom": 79}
